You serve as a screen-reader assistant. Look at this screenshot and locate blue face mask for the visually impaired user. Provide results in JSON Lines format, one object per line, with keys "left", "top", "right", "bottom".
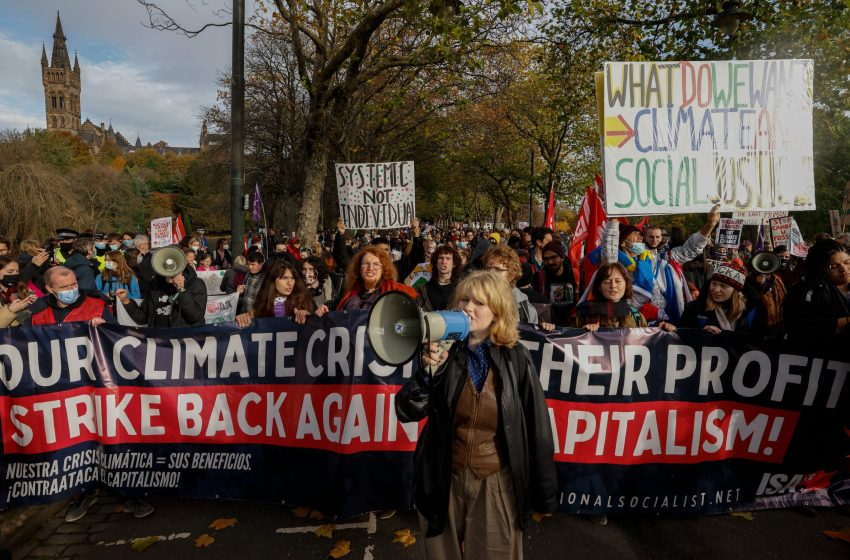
{"left": 629, "top": 242, "right": 647, "bottom": 255}
{"left": 56, "top": 288, "right": 79, "bottom": 305}
{"left": 109, "top": 243, "right": 120, "bottom": 251}
{"left": 123, "top": 240, "right": 134, "bottom": 248}
{"left": 104, "top": 261, "right": 116, "bottom": 270}
{"left": 95, "top": 242, "right": 107, "bottom": 250}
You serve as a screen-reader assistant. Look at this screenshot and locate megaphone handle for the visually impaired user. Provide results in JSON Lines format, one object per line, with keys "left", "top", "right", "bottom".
{"left": 423, "top": 340, "right": 454, "bottom": 377}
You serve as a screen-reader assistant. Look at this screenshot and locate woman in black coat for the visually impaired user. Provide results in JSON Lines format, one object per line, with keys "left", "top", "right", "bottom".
{"left": 680, "top": 262, "right": 767, "bottom": 335}
{"left": 783, "top": 239, "right": 850, "bottom": 349}
{"left": 395, "top": 270, "right": 556, "bottom": 560}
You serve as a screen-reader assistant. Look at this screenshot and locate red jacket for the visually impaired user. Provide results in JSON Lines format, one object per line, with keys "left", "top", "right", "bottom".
{"left": 336, "top": 280, "right": 417, "bottom": 310}
{"left": 31, "top": 296, "right": 107, "bottom": 325}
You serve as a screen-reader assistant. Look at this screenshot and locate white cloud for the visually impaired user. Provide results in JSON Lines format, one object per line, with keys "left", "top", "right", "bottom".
{"left": 0, "top": 1, "right": 259, "bottom": 146}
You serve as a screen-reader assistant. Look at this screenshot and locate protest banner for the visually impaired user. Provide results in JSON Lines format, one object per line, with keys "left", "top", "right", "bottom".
{"left": 602, "top": 60, "right": 815, "bottom": 216}
{"left": 716, "top": 218, "right": 744, "bottom": 248}
{"left": 769, "top": 216, "right": 793, "bottom": 247}
{"left": 150, "top": 217, "right": 173, "bottom": 249}
{"left": 2, "top": 316, "right": 848, "bottom": 517}
{"left": 335, "top": 162, "right": 415, "bottom": 229}
{"left": 115, "top": 293, "right": 237, "bottom": 327}
{"left": 731, "top": 210, "right": 788, "bottom": 226}
{"left": 403, "top": 262, "right": 431, "bottom": 288}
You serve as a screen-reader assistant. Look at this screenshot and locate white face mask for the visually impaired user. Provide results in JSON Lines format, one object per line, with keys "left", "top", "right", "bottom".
{"left": 223, "top": 244, "right": 230, "bottom": 251}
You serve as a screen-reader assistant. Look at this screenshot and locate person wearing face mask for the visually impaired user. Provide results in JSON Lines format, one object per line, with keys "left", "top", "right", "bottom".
{"left": 93, "top": 232, "right": 109, "bottom": 259}
{"left": 106, "top": 233, "right": 123, "bottom": 252}
{"left": 29, "top": 267, "right": 115, "bottom": 326}
{"left": 121, "top": 231, "right": 136, "bottom": 249}
{"left": 0, "top": 256, "right": 38, "bottom": 327}
{"left": 96, "top": 251, "right": 141, "bottom": 304}
{"left": 53, "top": 228, "right": 79, "bottom": 264}
{"left": 772, "top": 245, "right": 805, "bottom": 288}
{"left": 214, "top": 238, "right": 233, "bottom": 270}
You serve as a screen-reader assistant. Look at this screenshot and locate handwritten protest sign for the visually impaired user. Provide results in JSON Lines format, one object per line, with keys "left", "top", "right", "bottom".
{"left": 769, "top": 216, "right": 793, "bottom": 247}
{"left": 602, "top": 60, "right": 815, "bottom": 216}
{"left": 336, "top": 161, "right": 415, "bottom": 229}
{"left": 716, "top": 218, "right": 744, "bottom": 248}
{"left": 732, "top": 210, "right": 788, "bottom": 226}
{"left": 150, "top": 217, "right": 173, "bottom": 249}
{"left": 196, "top": 270, "right": 226, "bottom": 296}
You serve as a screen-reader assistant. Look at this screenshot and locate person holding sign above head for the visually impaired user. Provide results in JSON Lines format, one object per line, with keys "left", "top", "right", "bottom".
{"left": 235, "top": 260, "right": 315, "bottom": 327}
{"left": 395, "top": 270, "right": 557, "bottom": 560}
{"left": 679, "top": 262, "right": 766, "bottom": 335}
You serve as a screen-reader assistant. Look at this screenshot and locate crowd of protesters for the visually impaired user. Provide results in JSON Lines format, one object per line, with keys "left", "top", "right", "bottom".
{"left": 1, "top": 213, "right": 849, "bottom": 559}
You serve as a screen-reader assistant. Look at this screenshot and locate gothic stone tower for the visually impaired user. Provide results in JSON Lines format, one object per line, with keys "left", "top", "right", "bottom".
{"left": 42, "top": 12, "right": 81, "bottom": 132}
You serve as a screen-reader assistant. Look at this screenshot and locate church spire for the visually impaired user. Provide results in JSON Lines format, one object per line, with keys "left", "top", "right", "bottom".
{"left": 73, "top": 52, "right": 80, "bottom": 74}
{"left": 51, "top": 12, "right": 71, "bottom": 69}
{"left": 41, "top": 43, "right": 48, "bottom": 67}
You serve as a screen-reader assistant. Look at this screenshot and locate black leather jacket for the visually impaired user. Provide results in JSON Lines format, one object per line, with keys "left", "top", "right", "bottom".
{"left": 395, "top": 342, "right": 557, "bottom": 537}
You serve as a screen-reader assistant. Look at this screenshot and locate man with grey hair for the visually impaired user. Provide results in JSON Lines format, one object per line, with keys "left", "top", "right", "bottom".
{"left": 62, "top": 237, "right": 99, "bottom": 291}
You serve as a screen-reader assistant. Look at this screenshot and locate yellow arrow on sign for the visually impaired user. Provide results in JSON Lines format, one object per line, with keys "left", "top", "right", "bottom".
{"left": 604, "top": 115, "right": 635, "bottom": 148}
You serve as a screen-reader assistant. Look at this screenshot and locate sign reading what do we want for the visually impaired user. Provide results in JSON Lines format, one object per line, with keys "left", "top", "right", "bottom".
{"left": 602, "top": 60, "right": 814, "bottom": 216}
{"left": 336, "top": 161, "right": 415, "bottom": 229}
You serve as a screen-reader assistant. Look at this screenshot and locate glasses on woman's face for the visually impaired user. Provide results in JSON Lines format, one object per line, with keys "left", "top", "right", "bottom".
{"left": 486, "top": 265, "right": 508, "bottom": 273}
{"left": 361, "top": 261, "right": 382, "bottom": 270}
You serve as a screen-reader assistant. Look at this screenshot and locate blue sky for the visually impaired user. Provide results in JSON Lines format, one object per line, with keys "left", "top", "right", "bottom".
{"left": 0, "top": 1, "right": 257, "bottom": 147}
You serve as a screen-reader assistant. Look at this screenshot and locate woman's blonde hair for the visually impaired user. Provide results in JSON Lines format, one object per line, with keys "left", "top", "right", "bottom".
{"left": 450, "top": 270, "right": 519, "bottom": 347}
{"left": 705, "top": 283, "right": 746, "bottom": 322}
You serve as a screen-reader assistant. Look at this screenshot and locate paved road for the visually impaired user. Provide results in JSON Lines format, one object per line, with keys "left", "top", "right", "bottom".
{"left": 10, "top": 495, "right": 850, "bottom": 560}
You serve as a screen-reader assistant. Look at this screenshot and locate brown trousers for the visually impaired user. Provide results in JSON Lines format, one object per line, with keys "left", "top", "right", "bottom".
{"left": 420, "top": 467, "right": 523, "bottom": 560}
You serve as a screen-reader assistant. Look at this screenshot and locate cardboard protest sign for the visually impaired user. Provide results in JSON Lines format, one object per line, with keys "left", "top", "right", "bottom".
{"left": 404, "top": 262, "right": 432, "bottom": 288}
{"left": 769, "top": 216, "right": 793, "bottom": 247}
{"left": 602, "top": 60, "right": 815, "bottom": 216}
{"left": 196, "top": 270, "right": 226, "bottom": 296}
{"left": 150, "top": 217, "right": 173, "bottom": 249}
{"left": 731, "top": 210, "right": 788, "bottom": 226}
{"left": 716, "top": 218, "right": 744, "bottom": 248}
{"left": 336, "top": 161, "right": 415, "bottom": 229}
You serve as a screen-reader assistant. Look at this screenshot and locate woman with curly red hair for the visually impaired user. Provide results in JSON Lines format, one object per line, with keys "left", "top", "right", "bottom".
{"left": 329, "top": 246, "right": 416, "bottom": 312}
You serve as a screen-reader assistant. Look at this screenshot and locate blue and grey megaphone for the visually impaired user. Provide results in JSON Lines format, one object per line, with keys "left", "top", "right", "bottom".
{"left": 366, "top": 291, "right": 470, "bottom": 366}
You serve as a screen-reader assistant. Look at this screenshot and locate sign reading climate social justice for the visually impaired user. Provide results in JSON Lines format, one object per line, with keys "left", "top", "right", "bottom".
{"left": 1, "top": 318, "right": 849, "bottom": 517}
{"left": 602, "top": 60, "right": 815, "bottom": 216}
{"left": 336, "top": 162, "right": 415, "bottom": 229}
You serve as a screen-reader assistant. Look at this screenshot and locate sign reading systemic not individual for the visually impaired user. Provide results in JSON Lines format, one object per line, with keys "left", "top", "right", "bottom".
{"left": 336, "top": 161, "right": 415, "bottom": 229}
{"left": 602, "top": 60, "right": 815, "bottom": 216}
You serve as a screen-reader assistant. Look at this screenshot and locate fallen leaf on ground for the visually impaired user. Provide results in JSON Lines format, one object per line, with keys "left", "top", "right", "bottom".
{"left": 393, "top": 528, "right": 417, "bottom": 547}
{"left": 730, "top": 512, "right": 753, "bottom": 521}
{"left": 328, "top": 540, "right": 351, "bottom": 558}
{"left": 315, "top": 524, "right": 335, "bottom": 539}
{"left": 293, "top": 507, "right": 311, "bottom": 518}
{"left": 130, "top": 536, "right": 160, "bottom": 552}
{"left": 209, "top": 518, "right": 237, "bottom": 531}
{"left": 195, "top": 534, "right": 215, "bottom": 548}
{"left": 309, "top": 509, "right": 326, "bottom": 520}
{"left": 823, "top": 527, "right": 850, "bottom": 545}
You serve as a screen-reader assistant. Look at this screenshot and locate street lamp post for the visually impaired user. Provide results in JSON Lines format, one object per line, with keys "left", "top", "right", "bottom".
{"left": 230, "top": 0, "right": 245, "bottom": 252}
{"left": 711, "top": 1, "right": 752, "bottom": 37}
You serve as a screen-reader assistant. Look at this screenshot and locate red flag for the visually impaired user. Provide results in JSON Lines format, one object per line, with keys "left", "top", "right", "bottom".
{"left": 634, "top": 215, "right": 649, "bottom": 231}
{"left": 568, "top": 185, "right": 606, "bottom": 285}
{"left": 172, "top": 214, "right": 186, "bottom": 244}
{"left": 543, "top": 181, "right": 556, "bottom": 229}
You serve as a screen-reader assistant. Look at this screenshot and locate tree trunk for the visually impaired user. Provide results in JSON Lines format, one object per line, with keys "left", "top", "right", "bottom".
{"left": 296, "top": 140, "right": 329, "bottom": 243}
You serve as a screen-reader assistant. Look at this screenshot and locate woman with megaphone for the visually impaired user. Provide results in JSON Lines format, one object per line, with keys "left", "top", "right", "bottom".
{"left": 395, "top": 270, "right": 557, "bottom": 560}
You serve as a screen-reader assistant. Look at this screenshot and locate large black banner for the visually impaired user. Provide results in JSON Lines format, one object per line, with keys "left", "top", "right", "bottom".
{"left": 0, "top": 313, "right": 848, "bottom": 516}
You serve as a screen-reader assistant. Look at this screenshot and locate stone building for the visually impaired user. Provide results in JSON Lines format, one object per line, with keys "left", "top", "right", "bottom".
{"left": 41, "top": 12, "right": 199, "bottom": 155}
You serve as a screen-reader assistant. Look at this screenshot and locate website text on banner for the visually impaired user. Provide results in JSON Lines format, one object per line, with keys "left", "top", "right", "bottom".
{"left": 602, "top": 60, "right": 814, "bottom": 216}
{"left": 1, "top": 318, "right": 848, "bottom": 516}
{"left": 336, "top": 161, "right": 415, "bottom": 230}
